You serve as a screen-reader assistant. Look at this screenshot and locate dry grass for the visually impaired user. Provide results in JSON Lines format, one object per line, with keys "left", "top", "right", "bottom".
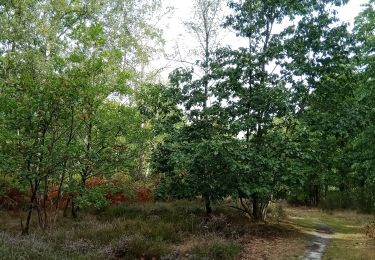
{"left": 1, "top": 202, "right": 373, "bottom": 259}
{"left": 237, "top": 222, "right": 307, "bottom": 260}
{"left": 0, "top": 201, "right": 243, "bottom": 259}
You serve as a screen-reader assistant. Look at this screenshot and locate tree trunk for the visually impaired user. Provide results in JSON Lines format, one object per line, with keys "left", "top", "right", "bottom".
{"left": 252, "top": 194, "right": 268, "bottom": 221}
{"left": 204, "top": 195, "right": 212, "bottom": 217}
{"left": 63, "top": 197, "right": 71, "bottom": 218}
{"left": 42, "top": 176, "right": 49, "bottom": 229}
{"left": 53, "top": 171, "right": 65, "bottom": 224}
{"left": 22, "top": 188, "right": 37, "bottom": 235}
{"left": 71, "top": 176, "right": 88, "bottom": 219}
{"left": 252, "top": 195, "right": 260, "bottom": 220}
{"left": 71, "top": 198, "right": 78, "bottom": 219}
{"left": 236, "top": 197, "right": 252, "bottom": 220}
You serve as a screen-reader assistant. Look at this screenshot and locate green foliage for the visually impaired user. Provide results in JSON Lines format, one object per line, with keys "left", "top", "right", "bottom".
{"left": 149, "top": 0, "right": 375, "bottom": 220}
{"left": 76, "top": 186, "right": 111, "bottom": 211}
{"left": 153, "top": 133, "right": 238, "bottom": 203}
{"left": 0, "top": 0, "right": 164, "bottom": 233}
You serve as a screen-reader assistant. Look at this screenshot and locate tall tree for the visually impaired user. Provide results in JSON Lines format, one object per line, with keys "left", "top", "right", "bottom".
{"left": 349, "top": 0, "right": 375, "bottom": 212}
{"left": 208, "top": 0, "right": 349, "bottom": 220}
{"left": 152, "top": 0, "right": 230, "bottom": 216}
{"left": 282, "top": 0, "right": 359, "bottom": 207}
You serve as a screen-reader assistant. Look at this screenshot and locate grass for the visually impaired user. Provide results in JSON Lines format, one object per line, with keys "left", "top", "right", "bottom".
{"left": 0, "top": 201, "right": 303, "bottom": 259}
{"left": 286, "top": 206, "right": 375, "bottom": 260}
{"left": 0, "top": 201, "right": 374, "bottom": 259}
{"left": 186, "top": 236, "right": 241, "bottom": 259}
{"left": 0, "top": 201, "right": 244, "bottom": 259}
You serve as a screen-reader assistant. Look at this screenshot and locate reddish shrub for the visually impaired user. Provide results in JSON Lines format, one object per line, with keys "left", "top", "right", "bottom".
{"left": 85, "top": 177, "right": 155, "bottom": 203}
{"left": 1, "top": 177, "right": 154, "bottom": 212}
{"left": 47, "top": 188, "right": 70, "bottom": 209}
{"left": 85, "top": 177, "right": 109, "bottom": 188}
{"left": 135, "top": 187, "right": 153, "bottom": 202}
{"left": 0, "top": 188, "right": 27, "bottom": 210}
{"left": 106, "top": 192, "right": 131, "bottom": 204}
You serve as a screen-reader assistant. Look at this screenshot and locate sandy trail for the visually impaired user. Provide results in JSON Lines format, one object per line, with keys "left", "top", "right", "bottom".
{"left": 303, "top": 223, "right": 333, "bottom": 260}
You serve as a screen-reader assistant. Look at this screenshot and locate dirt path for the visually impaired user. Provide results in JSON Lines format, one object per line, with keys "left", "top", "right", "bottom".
{"left": 303, "top": 223, "right": 333, "bottom": 260}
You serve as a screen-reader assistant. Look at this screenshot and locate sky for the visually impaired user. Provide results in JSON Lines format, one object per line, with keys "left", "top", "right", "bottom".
{"left": 150, "top": 0, "right": 370, "bottom": 81}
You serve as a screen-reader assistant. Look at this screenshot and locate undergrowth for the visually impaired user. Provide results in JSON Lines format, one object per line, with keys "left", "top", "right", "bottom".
{"left": 0, "top": 201, "right": 246, "bottom": 259}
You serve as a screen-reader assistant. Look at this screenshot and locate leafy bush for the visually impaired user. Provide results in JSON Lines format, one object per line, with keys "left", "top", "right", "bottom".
{"left": 110, "top": 173, "right": 136, "bottom": 200}
{"left": 77, "top": 186, "right": 111, "bottom": 211}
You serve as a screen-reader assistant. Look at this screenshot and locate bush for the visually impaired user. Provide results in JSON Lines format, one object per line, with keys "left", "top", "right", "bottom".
{"left": 0, "top": 175, "right": 27, "bottom": 210}
{"left": 77, "top": 186, "right": 111, "bottom": 211}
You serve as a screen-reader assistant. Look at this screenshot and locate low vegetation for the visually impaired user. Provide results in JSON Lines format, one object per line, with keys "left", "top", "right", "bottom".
{"left": 1, "top": 201, "right": 373, "bottom": 259}
{"left": 0, "top": 201, "right": 303, "bottom": 259}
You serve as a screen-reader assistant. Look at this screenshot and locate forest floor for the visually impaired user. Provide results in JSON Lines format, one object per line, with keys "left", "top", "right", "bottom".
{"left": 0, "top": 201, "right": 374, "bottom": 259}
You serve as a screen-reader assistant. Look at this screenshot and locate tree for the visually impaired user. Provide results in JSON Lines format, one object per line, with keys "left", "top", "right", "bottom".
{"left": 0, "top": 0, "right": 164, "bottom": 232}
{"left": 281, "top": 0, "right": 360, "bottom": 207}
{"left": 184, "top": 0, "right": 225, "bottom": 108}
{"left": 151, "top": 0, "right": 230, "bottom": 216}
{"left": 0, "top": 0, "right": 95, "bottom": 233}
{"left": 207, "top": 0, "right": 350, "bottom": 220}
{"left": 349, "top": 0, "right": 375, "bottom": 212}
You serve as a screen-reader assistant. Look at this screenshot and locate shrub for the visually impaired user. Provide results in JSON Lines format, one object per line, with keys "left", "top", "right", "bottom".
{"left": 0, "top": 175, "right": 27, "bottom": 210}
{"left": 135, "top": 187, "right": 153, "bottom": 202}
{"left": 77, "top": 186, "right": 111, "bottom": 211}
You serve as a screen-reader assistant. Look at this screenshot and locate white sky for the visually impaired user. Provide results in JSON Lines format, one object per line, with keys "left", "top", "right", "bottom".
{"left": 150, "top": 0, "right": 369, "bottom": 81}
